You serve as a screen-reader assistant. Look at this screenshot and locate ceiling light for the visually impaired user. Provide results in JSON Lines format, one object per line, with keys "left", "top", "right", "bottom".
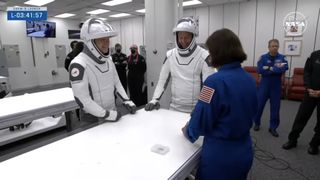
{"left": 87, "top": 9, "right": 110, "bottom": 15}
{"left": 183, "top": 0, "right": 202, "bottom": 7}
{"left": 102, "top": 0, "right": 132, "bottom": 6}
{"left": 24, "top": 0, "right": 55, "bottom": 6}
{"left": 109, "top": 13, "right": 131, "bottom": 18}
{"left": 136, "top": 9, "right": 145, "bottom": 13}
{"left": 99, "top": 17, "right": 108, "bottom": 21}
{"left": 55, "top": 13, "right": 75, "bottom": 18}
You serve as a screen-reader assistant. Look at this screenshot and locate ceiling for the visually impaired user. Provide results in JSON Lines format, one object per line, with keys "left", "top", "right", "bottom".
{"left": 0, "top": 0, "right": 247, "bottom": 22}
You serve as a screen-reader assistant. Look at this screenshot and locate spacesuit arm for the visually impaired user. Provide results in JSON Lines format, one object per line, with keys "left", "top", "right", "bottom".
{"left": 257, "top": 57, "right": 273, "bottom": 75}
{"left": 271, "top": 57, "right": 288, "bottom": 74}
{"left": 152, "top": 57, "right": 171, "bottom": 100}
{"left": 70, "top": 63, "right": 106, "bottom": 117}
{"left": 186, "top": 81, "right": 218, "bottom": 143}
{"left": 202, "top": 55, "right": 217, "bottom": 81}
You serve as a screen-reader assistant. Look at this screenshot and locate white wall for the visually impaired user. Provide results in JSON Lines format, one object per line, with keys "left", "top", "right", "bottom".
{"left": 0, "top": 11, "right": 144, "bottom": 91}
{"left": 110, "top": 16, "right": 144, "bottom": 56}
{"left": 1, "top": 0, "right": 320, "bottom": 90}
{"left": 184, "top": 0, "right": 320, "bottom": 77}
{"left": 0, "top": 11, "right": 79, "bottom": 90}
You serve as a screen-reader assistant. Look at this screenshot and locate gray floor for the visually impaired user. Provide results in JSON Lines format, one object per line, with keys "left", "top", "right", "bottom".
{"left": 249, "top": 100, "right": 319, "bottom": 180}
{"left": 0, "top": 86, "right": 319, "bottom": 179}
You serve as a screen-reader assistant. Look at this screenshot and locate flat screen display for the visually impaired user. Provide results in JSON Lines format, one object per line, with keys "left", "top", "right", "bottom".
{"left": 68, "top": 30, "right": 80, "bottom": 39}
{"left": 26, "top": 21, "right": 56, "bottom": 38}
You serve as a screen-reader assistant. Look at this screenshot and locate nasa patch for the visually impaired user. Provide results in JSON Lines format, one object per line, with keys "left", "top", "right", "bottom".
{"left": 69, "top": 63, "right": 84, "bottom": 81}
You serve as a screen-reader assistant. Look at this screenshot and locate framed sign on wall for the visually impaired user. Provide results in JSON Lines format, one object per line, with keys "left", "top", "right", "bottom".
{"left": 284, "top": 40, "right": 302, "bottom": 56}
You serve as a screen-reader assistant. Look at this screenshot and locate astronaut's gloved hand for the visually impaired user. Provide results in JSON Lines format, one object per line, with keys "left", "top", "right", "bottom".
{"left": 104, "top": 110, "right": 121, "bottom": 122}
{"left": 123, "top": 100, "right": 137, "bottom": 114}
{"left": 145, "top": 99, "right": 160, "bottom": 111}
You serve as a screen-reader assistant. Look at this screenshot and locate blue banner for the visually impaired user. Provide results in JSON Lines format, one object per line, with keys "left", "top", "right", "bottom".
{"left": 7, "top": 11, "right": 48, "bottom": 21}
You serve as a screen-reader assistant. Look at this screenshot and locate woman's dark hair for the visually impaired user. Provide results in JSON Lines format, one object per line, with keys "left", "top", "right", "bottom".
{"left": 205, "top": 28, "right": 247, "bottom": 67}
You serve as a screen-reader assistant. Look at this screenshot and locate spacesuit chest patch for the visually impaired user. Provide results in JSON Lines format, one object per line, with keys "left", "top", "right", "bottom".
{"left": 69, "top": 63, "right": 85, "bottom": 81}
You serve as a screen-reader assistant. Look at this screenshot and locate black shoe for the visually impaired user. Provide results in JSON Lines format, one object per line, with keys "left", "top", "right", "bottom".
{"left": 253, "top": 125, "right": 260, "bottom": 131}
{"left": 282, "top": 141, "right": 297, "bottom": 150}
{"left": 307, "top": 146, "right": 319, "bottom": 155}
{"left": 269, "top": 129, "right": 279, "bottom": 137}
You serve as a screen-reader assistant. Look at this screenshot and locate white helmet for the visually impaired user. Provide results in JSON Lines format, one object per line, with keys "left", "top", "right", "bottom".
{"left": 173, "top": 17, "right": 199, "bottom": 36}
{"left": 173, "top": 17, "right": 198, "bottom": 56}
{"left": 80, "top": 18, "right": 118, "bottom": 61}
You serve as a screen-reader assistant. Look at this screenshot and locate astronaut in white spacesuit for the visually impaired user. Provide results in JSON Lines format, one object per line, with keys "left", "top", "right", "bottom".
{"left": 145, "top": 17, "right": 216, "bottom": 113}
{"left": 69, "top": 18, "right": 136, "bottom": 122}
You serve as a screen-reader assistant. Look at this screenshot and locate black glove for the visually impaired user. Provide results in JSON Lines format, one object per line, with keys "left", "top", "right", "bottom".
{"left": 104, "top": 110, "right": 122, "bottom": 122}
{"left": 123, "top": 100, "right": 137, "bottom": 114}
{"left": 144, "top": 99, "right": 160, "bottom": 111}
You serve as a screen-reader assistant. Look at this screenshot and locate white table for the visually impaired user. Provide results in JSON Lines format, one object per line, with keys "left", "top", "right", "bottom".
{"left": 0, "top": 87, "right": 78, "bottom": 130}
{"left": 0, "top": 109, "right": 202, "bottom": 180}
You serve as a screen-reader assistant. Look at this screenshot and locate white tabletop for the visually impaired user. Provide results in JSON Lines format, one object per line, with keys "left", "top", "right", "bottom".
{"left": 0, "top": 88, "right": 78, "bottom": 129}
{"left": 0, "top": 109, "right": 202, "bottom": 180}
{"left": 0, "top": 88, "right": 75, "bottom": 117}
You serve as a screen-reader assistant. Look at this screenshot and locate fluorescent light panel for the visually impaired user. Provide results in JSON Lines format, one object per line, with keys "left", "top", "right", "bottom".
{"left": 87, "top": 9, "right": 110, "bottom": 15}
{"left": 24, "top": 0, "right": 55, "bottom": 6}
{"left": 55, "top": 13, "right": 75, "bottom": 18}
{"left": 183, "top": 0, "right": 202, "bottom": 7}
{"left": 102, "top": 0, "right": 132, "bottom": 6}
{"left": 136, "top": 9, "right": 145, "bottom": 13}
{"left": 109, "top": 13, "right": 130, "bottom": 18}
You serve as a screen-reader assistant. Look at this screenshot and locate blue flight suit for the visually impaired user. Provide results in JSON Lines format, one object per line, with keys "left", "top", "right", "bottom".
{"left": 254, "top": 53, "right": 288, "bottom": 130}
{"left": 186, "top": 62, "right": 258, "bottom": 180}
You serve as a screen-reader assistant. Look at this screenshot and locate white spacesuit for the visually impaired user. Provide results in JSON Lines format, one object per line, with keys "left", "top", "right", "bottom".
{"left": 145, "top": 17, "right": 216, "bottom": 113}
{"left": 69, "top": 18, "right": 136, "bottom": 121}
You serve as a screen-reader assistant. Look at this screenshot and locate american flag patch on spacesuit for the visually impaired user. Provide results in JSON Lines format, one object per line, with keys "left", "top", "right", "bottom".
{"left": 199, "top": 86, "right": 215, "bottom": 103}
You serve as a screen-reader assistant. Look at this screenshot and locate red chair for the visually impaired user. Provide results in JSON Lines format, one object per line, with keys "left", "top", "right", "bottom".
{"left": 287, "top": 68, "right": 305, "bottom": 101}
{"left": 281, "top": 74, "right": 288, "bottom": 99}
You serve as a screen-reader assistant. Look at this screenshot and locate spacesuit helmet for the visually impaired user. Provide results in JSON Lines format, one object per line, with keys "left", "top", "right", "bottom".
{"left": 172, "top": 17, "right": 198, "bottom": 55}
{"left": 80, "top": 18, "right": 118, "bottom": 61}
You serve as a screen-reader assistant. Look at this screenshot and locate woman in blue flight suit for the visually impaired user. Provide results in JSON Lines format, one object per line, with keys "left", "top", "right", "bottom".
{"left": 253, "top": 39, "right": 288, "bottom": 137}
{"left": 182, "top": 29, "right": 258, "bottom": 180}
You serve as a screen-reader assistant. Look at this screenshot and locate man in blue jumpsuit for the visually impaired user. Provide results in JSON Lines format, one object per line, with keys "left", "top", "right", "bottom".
{"left": 182, "top": 29, "right": 258, "bottom": 180}
{"left": 253, "top": 39, "right": 288, "bottom": 137}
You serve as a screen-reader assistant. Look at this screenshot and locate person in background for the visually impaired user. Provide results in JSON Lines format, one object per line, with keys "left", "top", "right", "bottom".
{"left": 182, "top": 28, "right": 258, "bottom": 180}
{"left": 253, "top": 39, "right": 288, "bottom": 137}
{"left": 44, "top": 24, "right": 53, "bottom": 37}
{"left": 65, "top": 41, "right": 84, "bottom": 71}
{"left": 69, "top": 18, "right": 136, "bottom": 123}
{"left": 127, "top": 44, "right": 147, "bottom": 107}
{"left": 145, "top": 17, "right": 216, "bottom": 113}
{"left": 112, "top": 43, "right": 128, "bottom": 92}
{"left": 282, "top": 50, "right": 320, "bottom": 155}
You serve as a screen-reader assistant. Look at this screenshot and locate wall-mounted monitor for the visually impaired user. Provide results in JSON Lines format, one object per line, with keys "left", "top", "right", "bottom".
{"left": 26, "top": 21, "right": 56, "bottom": 38}
{"left": 68, "top": 30, "right": 80, "bottom": 39}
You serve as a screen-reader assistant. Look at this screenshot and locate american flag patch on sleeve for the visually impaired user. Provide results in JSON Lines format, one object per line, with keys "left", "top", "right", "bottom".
{"left": 199, "top": 85, "right": 215, "bottom": 103}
